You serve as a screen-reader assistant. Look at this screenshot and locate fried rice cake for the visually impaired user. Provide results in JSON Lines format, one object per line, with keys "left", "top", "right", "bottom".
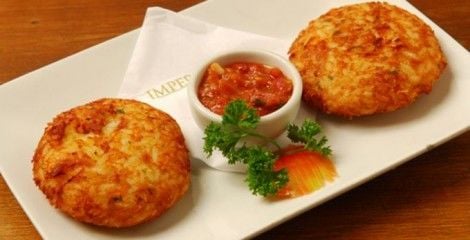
{"left": 33, "top": 98, "right": 190, "bottom": 228}
{"left": 289, "top": 2, "right": 447, "bottom": 117}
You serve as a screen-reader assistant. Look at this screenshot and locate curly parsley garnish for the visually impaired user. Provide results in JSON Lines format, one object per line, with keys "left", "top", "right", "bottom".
{"left": 203, "top": 100, "right": 331, "bottom": 197}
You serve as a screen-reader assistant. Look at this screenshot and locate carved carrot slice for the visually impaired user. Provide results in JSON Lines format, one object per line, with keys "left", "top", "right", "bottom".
{"left": 274, "top": 149, "right": 337, "bottom": 199}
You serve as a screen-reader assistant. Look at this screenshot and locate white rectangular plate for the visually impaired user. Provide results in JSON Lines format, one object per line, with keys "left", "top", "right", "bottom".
{"left": 1, "top": 0, "right": 469, "bottom": 239}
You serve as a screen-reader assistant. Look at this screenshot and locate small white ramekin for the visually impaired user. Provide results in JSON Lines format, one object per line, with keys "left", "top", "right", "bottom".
{"left": 187, "top": 49, "right": 302, "bottom": 138}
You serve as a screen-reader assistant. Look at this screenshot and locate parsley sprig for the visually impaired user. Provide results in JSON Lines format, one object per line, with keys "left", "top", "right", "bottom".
{"left": 203, "top": 100, "right": 331, "bottom": 197}
{"left": 287, "top": 121, "right": 332, "bottom": 156}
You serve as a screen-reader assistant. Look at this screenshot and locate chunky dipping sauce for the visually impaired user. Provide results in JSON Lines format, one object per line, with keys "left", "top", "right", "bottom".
{"left": 198, "top": 62, "right": 293, "bottom": 116}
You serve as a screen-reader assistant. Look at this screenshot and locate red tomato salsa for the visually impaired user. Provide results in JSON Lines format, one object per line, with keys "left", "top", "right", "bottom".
{"left": 197, "top": 62, "right": 293, "bottom": 116}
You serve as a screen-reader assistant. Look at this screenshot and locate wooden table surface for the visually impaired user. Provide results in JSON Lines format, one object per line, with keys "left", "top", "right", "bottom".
{"left": 1, "top": 0, "right": 469, "bottom": 239}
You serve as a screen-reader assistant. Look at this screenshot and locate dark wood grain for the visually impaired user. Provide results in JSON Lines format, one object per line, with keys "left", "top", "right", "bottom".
{"left": 1, "top": 1, "right": 469, "bottom": 239}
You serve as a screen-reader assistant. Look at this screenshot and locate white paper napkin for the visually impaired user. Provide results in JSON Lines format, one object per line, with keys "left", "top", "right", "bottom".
{"left": 118, "top": 7, "right": 311, "bottom": 172}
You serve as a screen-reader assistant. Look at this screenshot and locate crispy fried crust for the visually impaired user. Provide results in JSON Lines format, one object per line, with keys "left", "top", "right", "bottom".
{"left": 289, "top": 2, "right": 447, "bottom": 117}
{"left": 33, "top": 98, "right": 190, "bottom": 227}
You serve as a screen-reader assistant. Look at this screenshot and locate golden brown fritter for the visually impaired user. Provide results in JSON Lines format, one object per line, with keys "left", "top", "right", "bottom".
{"left": 33, "top": 98, "right": 190, "bottom": 228}
{"left": 289, "top": 2, "right": 447, "bottom": 117}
